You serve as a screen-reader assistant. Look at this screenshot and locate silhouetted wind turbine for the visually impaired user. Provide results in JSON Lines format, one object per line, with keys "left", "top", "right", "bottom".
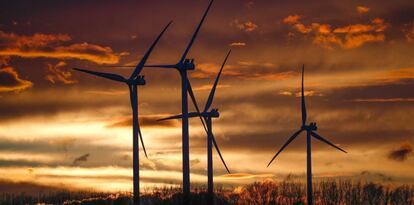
{"left": 143, "top": 0, "right": 214, "bottom": 203}
{"left": 267, "top": 65, "right": 347, "bottom": 205}
{"left": 73, "top": 22, "right": 172, "bottom": 205}
{"left": 159, "top": 50, "right": 231, "bottom": 205}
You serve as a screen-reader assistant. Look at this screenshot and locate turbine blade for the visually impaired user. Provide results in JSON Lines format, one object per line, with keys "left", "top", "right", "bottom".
{"left": 187, "top": 79, "right": 209, "bottom": 133}
{"left": 179, "top": 0, "right": 214, "bottom": 63}
{"left": 204, "top": 50, "right": 231, "bottom": 112}
{"left": 158, "top": 114, "right": 183, "bottom": 121}
{"left": 137, "top": 120, "right": 148, "bottom": 159}
{"left": 212, "top": 133, "right": 230, "bottom": 174}
{"left": 301, "top": 64, "right": 307, "bottom": 126}
{"left": 73, "top": 68, "right": 126, "bottom": 83}
{"left": 158, "top": 112, "right": 200, "bottom": 121}
{"left": 103, "top": 65, "right": 136, "bottom": 68}
{"left": 310, "top": 131, "right": 347, "bottom": 154}
{"left": 129, "top": 85, "right": 148, "bottom": 159}
{"left": 267, "top": 129, "right": 303, "bottom": 167}
{"left": 144, "top": 64, "right": 176, "bottom": 68}
{"left": 130, "top": 21, "right": 172, "bottom": 80}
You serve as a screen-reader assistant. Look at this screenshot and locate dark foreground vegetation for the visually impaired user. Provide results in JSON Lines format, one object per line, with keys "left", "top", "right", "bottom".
{"left": 1, "top": 180, "right": 414, "bottom": 205}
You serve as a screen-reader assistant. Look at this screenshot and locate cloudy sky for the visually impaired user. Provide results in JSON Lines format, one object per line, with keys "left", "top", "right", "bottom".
{"left": 1, "top": 0, "right": 414, "bottom": 193}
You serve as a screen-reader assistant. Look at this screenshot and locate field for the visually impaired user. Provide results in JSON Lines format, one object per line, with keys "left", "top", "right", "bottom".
{"left": 1, "top": 180, "right": 413, "bottom": 205}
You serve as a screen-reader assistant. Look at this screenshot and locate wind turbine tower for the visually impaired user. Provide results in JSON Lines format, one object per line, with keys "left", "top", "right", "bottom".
{"left": 74, "top": 22, "right": 172, "bottom": 205}
{"left": 144, "top": 0, "right": 214, "bottom": 203}
{"left": 267, "top": 65, "right": 347, "bottom": 205}
{"left": 159, "top": 50, "right": 232, "bottom": 204}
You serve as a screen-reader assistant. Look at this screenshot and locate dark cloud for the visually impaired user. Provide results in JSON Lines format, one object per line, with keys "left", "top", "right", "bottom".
{"left": 0, "top": 137, "right": 131, "bottom": 168}
{"left": 0, "top": 179, "right": 68, "bottom": 195}
{"left": 72, "top": 153, "right": 90, "bottom": 166}
{"left": 0, "top": 88, "right": 126, "bottom": 122}
{"left": 0, "top": 159, "right": 50, "bottom": 167}
{"left": 388, "top": 142, "right": 413, "bottom": 162}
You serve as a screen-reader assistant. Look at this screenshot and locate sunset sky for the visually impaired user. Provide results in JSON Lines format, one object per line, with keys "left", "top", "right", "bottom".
{"left": 1, "top": 0, "right": 414, "bottom": 193}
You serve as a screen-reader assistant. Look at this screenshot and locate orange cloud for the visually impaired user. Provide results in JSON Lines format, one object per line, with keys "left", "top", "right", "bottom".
{"left": 0, "top": 30, "right": 124, "bottom": 64}
{"left": 311, "top": 23, "right": 332, "bottom": 34}
{"left": 282, "top": 15, "right": 301, "bottom": 25}
{"left": 84, "top": 89, "right": 128, "bottom": 96}
{"left": 191, "top": 63, "right": 241, "bottom": 79}
{"left": 229, "top": 42, "right": 246, "bottom": 47}
{"left": 342, "top": 33, "right": 385, "bottom": 48}
{"left": 294, "top": 90, "right": 324, "bottom": 97}
{"left": 0, "top": 66, "right": 33, "bottom": 92}
{"left": 233, "top": 20, "right": 258, "bottom": 32}
{"left": 284, "top": 15, "right": 388, "bottom": 49}
{"left": 0, "top": 56, "right": 10, "bottom": 65}
{"left": 293, "top": 23, "right": 312, "bottom": 34}
{"left": 279, "top": 91, "right": 293, "bottom": 96}
{"left": 45, "top": 61, "right": 76, "bottom": 84}
{"left": 334, "top": 19, "right": 387, "bottom": 33}
{"left": 374, "top": 67, "right": 414, "bottom": 84}
{"left": 279, "top": 90, "right": 324, "bottom": 97}
{"left": 356, "top": 6, "right": 370, "bottom": 14}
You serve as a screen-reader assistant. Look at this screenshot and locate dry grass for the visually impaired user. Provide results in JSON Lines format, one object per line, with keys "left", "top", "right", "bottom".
{"left": 1, "top": 180, "right": 413, "bottom": 205}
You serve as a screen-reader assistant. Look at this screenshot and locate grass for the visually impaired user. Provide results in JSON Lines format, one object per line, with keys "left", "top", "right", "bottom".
{"left": 1, "top": 180, "right": 413, "bottom": 205}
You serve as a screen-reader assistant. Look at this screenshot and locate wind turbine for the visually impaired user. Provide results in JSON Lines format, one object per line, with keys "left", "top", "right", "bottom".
{"left": 143, "top": 0, "right": 214, "bottom": 203}
{"left": 267, "top": 65, "right": 347, "bottom": 205}
{"left": 158, "top": 50, "right": 231, "bottom": 205}
{"left": 72, "top": 21, "right": 172, "bottom": 205}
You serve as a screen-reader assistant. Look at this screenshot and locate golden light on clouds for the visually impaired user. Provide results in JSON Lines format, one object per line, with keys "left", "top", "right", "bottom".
{"left": 0, "top": 66, "right": 33, "bottom": 92}
{"left": 229, "top": 42, "right": 246, "bottom": 47}
{"left": 0, "top": 0, "right": 414, "bottom": 194}
{"left": 45, "top": 61, "right": 76, "bottom": 84}
{"left": 0, "top": 30, "right": 125, "bottom": 64}
{"left": 283, "top": 15, "right": 388, "bottom": 49}
{"left": 233, "top": 20, "right": 258, "bottom": 32}
{"left": 356, "top": 6, "right": 370, "bottom": 14}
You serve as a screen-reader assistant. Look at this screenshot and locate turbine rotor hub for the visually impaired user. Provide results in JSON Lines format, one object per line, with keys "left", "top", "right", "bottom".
{"left": 209, "top": 108, "right": 220, "bottom": 118}
{"left": 302, "top": 122, "right": 317, "bottom": 131}
{"left": 133, "top": 75, "right": 146, "bottom": 85}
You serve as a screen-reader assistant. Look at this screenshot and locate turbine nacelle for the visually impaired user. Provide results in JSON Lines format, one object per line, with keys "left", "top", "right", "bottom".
{"left": 183, "top": 58, "right": 195, "bottom": 70}
{"left": 302, "top": 122, "right": 318, "bottom": 131}
{"left": 208, "top": 108, "right": 220, "bottom": 118}
{"left": 131, "top": 75, "right": 146, "bottom": 86}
